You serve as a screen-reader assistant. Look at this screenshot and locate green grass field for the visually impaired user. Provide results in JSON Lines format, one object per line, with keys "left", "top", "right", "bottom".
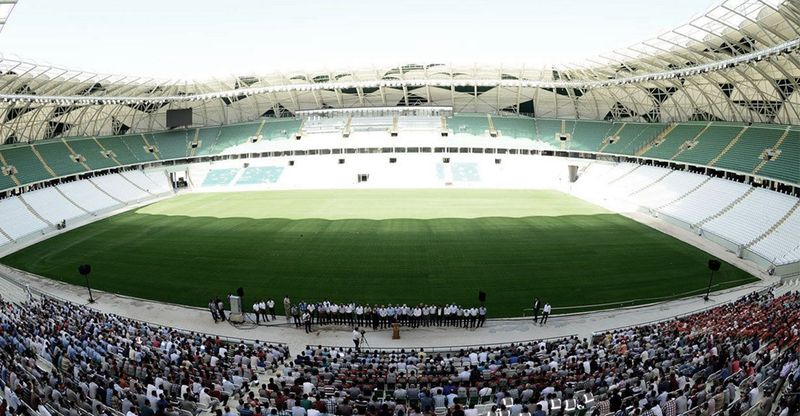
{"left": 1, "top": 189, "right": 756, "bottom": 317}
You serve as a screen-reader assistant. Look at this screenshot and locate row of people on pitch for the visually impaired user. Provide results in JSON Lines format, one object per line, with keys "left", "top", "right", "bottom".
{"left": 290, "top": 302, "right": 487, "bottom": 329}
{"left": 251, "top": 298, "right": 278, "bottom": 323}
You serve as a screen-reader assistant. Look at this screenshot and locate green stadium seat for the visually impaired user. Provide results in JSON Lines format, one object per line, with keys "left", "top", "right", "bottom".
{"left": 97, "top": 135, "right": 157, "bottom": 165}
{"left": 602, "top": 123, "right": 664, "bottom": 156}
{"left": 67, "top": 138, "right": 118, "bottom": 170}
{"left": 194, "top": 127, "right": 222, "bottom": 156}
{"left": 715, "top": 126, "right": 784, "bottom": 173}
{"left": 0, "top": 171, "right": 17, "bottom": 191}
{"left": 149, "top": 130, "right": 190, "bottom": 160}
{"left": 212, "top": 122, "right": 260, "bottom": 154}
{"left": 262, "top": 119, "right": 301, "bottom": 140}
{"left": 202, "top": 168, "right": 239, "bottom": 187}
{"left": 236, "top": 166, "right": 284, "bottom": 185}
{"left": 643, "top": 124, "right": 706, "bottom": 160}
{"left": 758, "top": 128, "right": 800, "bottom": 184}
{"left": 34, "top": 141, "right": 86, "bottom": 177}
{"left": 567, "top": 120, "right": 616, "bottom": 151}
{"left": 675, "top": 125, "right": 745, "bottom": 165}
{"left": 0, "top": 146, "right": 51, "bottom": 184}
{"left": 491, "top": 116, "right": 536, "bottom": 139}
{"left": 534, "top": 119, "right": 563, "bottom": 146}
{"left": 449, "top": 114, "right": 489, "bottom": 136}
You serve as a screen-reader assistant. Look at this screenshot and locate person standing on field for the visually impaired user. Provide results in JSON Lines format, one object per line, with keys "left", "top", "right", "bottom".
{"left": 541, "top": 302, "right": 551, "bottom": 325}
{"left": 252, "top": 301, "right": 261, "bottom": 324}
{"left": 283, "top": 295, "right": 291, "bottom": 321}
{"left": 532, "top": 297, "right": 541, "bottom": 324}
{"left": 259, "top": 299, "right": 268, "bottom": 322}
{"left": 267, "top": 298, "right": 276, "bottom": 320}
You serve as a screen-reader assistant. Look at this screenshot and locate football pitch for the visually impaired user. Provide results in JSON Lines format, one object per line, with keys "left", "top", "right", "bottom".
{"left": 1, "top": 189, "right": 756, "bottom": 318}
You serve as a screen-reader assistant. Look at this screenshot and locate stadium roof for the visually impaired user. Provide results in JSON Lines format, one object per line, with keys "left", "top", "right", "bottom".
{"left": 0, "top": 0, "right": 799, "bottom": 142}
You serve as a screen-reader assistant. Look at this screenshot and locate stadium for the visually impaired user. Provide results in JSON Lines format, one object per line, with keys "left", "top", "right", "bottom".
{"left": 0, "top": 0, "right": 799, "bottom": 415}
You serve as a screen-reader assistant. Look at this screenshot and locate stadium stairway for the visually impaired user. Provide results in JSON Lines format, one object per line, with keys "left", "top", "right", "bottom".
{"left": 607, "top": 164, "right": 641, "bottom": 185}
{"left": 28, "top": 144, "right": 58, "bottom": 177}
{"left": 53, "top": 186, "right": 92, "bottom": 217}
{"left": 91, "top": 137, "right": 123, "bottom": 166}
{"left": 627, "top": 168, "right": 674, "bottom": 196}
{"left": 745, "top": 199, "right": 800, "bottom": 248}
{"left": 751, "top": 126, "right": 791, "bottom": 175}
{"left": 87, "top": 177, "right": 126, "bottom": 204}
{"left": 656, "top": 177, "right": 712, "bottom": 210}
{"left": 0, "top": 151, "right": 21, "bottom": 188}
{"left": 707, "top": 126, "right": 750, "bottom": 167}
{"left": 669, "top": 123, "right": 712, "bottom": 160}
{"left": 635, "top": 123, "right": 676, "bottom": 156}
{"left": 596, "top": 123, "right": 627, "bottom": 153}
{"left": 17, "top": 193, "right": 53, "bottom": 226}
{"left": 60, "top": 139, "right": 93, "bottom": 171}
{"left": 695, "top": 186, "right": 755, "bottom": 228}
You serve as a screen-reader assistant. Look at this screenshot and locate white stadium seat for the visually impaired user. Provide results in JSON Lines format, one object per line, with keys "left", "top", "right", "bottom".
{"left": 90, "top": 173, "right": 151, "bottom": 203}
{"left": 702, "top": 188, "right": 798, "bottom": 246}
{"left": 57, "top": 180, "right": 121, "bottom": 213}
{"left": 20, "top": 187, "right": 87, "bottom": 224}
{"left": 659, "top": 178, "right": 751, "bottom": 225}
{"left": 0, "top": 197, "right": 49, "bottom": 240}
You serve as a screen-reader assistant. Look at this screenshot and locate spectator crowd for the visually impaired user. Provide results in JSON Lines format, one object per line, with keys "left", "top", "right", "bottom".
{"left": 1, "top": 289, "right": 800, "bottom": 416}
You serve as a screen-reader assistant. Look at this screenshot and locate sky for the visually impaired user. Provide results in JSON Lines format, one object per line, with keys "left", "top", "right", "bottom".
{"left": 0, "top": 0, "right": 715, "bottom": 81}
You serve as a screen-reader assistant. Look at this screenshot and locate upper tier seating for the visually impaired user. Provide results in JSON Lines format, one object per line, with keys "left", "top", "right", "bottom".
{"left": 149, "top": 129, "right": 190, "bottom": 160}
{"left": 715, "top": 126, "right": 784, "bottom": 173}
{"left": 67, "top": 137, "right": 118, "bottom": 169}
{"left": 758, "top": 127, "right": 800, "bottom": 184}
{"left": 0, "top": 146, "right": 51, "bottom": 184}
{"left": 96, "top": 135, "right": 156, "bottom": 165}
{"left": 567, "top": 120, "right": 616, "bottom": 152}
{"left": 90, "top": 173, "right": 151, "bottom": 203}
{"left": 56, "top": 180, "right": 122, "bottom": 213}
{"left": 674, "top": 125, "right": 744, "bottom": 165}
{"left": 262, "top": 118, "right": 301, "bottom": 139}
{"left": 0, "top": 116, "right": 798, "bottom": 196}
{"left": 303, "top": 116, "right": 346, "bottom": 134}
{"left": 702, "top": 188, "right": 799, "bottom": 245}
{"left": 34, "top": 141, "right": 85, "bottom": 176}
{"left": 643, "top": 124, "right": 706, "bottom": 160}
{"left": 397, "top": 115, "right": 441, "bottom": 131}
{"left": 193, "top": 126, "right": 221, "bottom": 156}
{"left": 19, "top": 187, "right": 86, "bottom": 224}
{"left": 236, "top": 166, "right": 284, "bottom": 185}
{"left": 449, "top": 114, "right": 489, "bottom": 136}
{"left": 209, "top": 122, "right": 259, "bottom": 154}
{"left": 602, "top": 123, "right": 664, "bottom": 156}
{"left": 202, "top": 168, "right": 239, "bottom": 187}
{"left": 0, "top": 197, "right": 49, "bottom": 239}
{"left": 491, "top": 116, "right": 535, "bottom": 138}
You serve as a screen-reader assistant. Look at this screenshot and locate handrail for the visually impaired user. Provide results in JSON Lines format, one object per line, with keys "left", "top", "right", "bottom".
{"left": 309, "top": 334, "right": 578, "bottom": 353}
{"left": 590, "top": 281, "right": 779, "bottom": 336}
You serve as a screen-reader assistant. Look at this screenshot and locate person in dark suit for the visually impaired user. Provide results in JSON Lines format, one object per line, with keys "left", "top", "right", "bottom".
{"left": 532, "top": 297, "right": 541, "bottom": 323}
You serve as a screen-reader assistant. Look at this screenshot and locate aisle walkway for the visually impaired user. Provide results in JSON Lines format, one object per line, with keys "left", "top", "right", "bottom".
{"left": 0, "top": 264, "right": 786, "bottom": 355}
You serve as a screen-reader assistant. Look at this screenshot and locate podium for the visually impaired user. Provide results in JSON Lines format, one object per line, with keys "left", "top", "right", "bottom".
{"left": 228, "top": 295, "right": 245, "bottom": 323}
{"left": 392, "top": 323, "right": 401, "bottom": 339}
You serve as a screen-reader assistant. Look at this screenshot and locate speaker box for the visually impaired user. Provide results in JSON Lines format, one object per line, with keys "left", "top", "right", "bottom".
{"left": 708, "top": 259, "right": 721, "bottom": 271}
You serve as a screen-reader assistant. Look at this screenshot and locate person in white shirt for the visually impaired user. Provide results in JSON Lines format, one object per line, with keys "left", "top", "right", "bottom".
{"left": 252, "top": 302, "right": 261, "bottom": 324}
{"left": 353, "top": 327, "right": 362, "bottom": 351}
{"left": 259, "top": 299, "right": 269, "bottom": 322}
{"left": 267, "top": 298, "right": 276, "bottom": 319}
{"left": 541, "top": 303, "right": 552, "bottom": 325}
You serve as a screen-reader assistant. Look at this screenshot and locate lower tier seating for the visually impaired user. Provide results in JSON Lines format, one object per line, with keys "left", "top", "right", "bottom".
{"left": 56, "top": 180, "right": 121, "bottom": 213}
{"left": 659, "top": 178, "right": 751, "bottom": 225}
{"left": 90, "top": 173, "right": 151, "bottom": 203}
{"left": 19, "top": 187, "right": 86, "bottom": 224}
{"left": 0, "top": 197, "right": 49, "bottom": 240}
